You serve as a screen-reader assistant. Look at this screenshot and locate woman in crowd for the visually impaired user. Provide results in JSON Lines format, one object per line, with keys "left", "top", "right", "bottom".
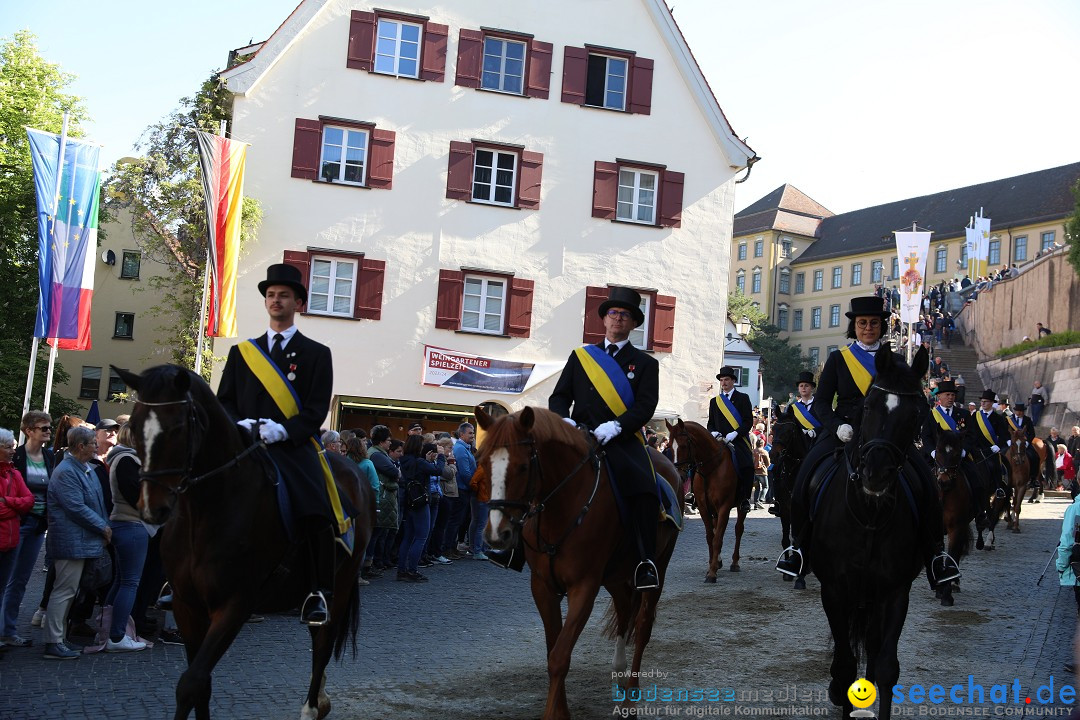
{"left": 366, "top": 426, "right": 400, "bottom": 576}
{"left": 1056, "top": 444, "right": 1076, "bottom": 499}
{"left": 0, "top": 428, "right": 34, "bottom": 647}
{"left": 429, "top": 435, "right": 458, "bottom": 564}
{"left": 3, "top": 411, "right": 55, "bottom": 646}
{"left": 1057, "top": 489, "right": 1080, "bottom": 615}
{"left": 102, "top": 424, "right": 148, "bottom": 652}
{"left": 752, "top": 435, "right": 770, "bottom": 511}
{"left": 396, "top": 437, "right": 444, "bottom": 583}
{"left": 51, "top": 415, "right": 83, "bottom": 462}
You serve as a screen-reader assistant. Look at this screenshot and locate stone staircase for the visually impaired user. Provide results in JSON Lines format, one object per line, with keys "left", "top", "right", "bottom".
{"left": 931, "top": 337, "right": 985, "bottom": 405}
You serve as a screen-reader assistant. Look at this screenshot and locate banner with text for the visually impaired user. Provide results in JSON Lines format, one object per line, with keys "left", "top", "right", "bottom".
{"left": 894, "top": 230, "right": 932, "bottom": 324}
{"left": 423, "top": 346, "right": 536, "bottom": 394}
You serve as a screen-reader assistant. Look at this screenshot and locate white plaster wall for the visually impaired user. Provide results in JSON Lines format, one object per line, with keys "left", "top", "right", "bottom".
{"left": 218, "top": 0, "right": 744, "bottom": 425}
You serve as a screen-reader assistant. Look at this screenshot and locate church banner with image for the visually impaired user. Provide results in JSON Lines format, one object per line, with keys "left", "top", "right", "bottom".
{"left": 893, "top": 230, "right": 932, "bottom": 324}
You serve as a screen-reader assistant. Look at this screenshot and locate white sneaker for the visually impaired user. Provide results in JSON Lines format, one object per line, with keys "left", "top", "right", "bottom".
{"left": 105, "top": 636, "right": 147, "bottom": 653}
{"left": 473, "top": 552, "right": 489, "bottom": 561}
{"left": 31, "top": 608, "right": 45, "bottom": 627}
{"left": 456, "top": 542, "right": 470, "bottom": 553}
{"left": 357, "top": 577, "right": 370, "bottom": 586}
{"left": 434, "top": 556, "right": 452, "bottom": 565}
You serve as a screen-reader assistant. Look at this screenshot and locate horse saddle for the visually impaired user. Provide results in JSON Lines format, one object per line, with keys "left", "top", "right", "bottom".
{"left": 808, "top": 446, "right": 920, "bottom": 525}
{"left": 603, "top": 457, "right": 683, "bottom": 533}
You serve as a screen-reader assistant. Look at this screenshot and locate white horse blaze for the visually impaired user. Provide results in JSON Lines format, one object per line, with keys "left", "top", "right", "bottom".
{"left": 142, "top": 410, "right": 162, "bottom": 472}
{"left": 884, "top": 393, "right": 899, "bottom": 413}
{"left": 485, "top": 448, "right": 510, "bottom": 543}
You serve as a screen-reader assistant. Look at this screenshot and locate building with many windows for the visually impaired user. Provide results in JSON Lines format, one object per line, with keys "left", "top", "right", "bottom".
{"left": 731, "top": 162, "right": 1080, "bottom": 368}
{"left": 214, "top": 0, "right": 756, "bottom": 434}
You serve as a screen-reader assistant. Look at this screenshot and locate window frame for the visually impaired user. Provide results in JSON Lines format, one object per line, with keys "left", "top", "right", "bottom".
{"left": 460, "top": 273, "right": 509, "bottom": 335}
{"left": 777, "top": 306, "right": 789, "bottom": 331}
{"left": 735, "top": 269, "right": 746, "bottom": 293}
{"left": 751, "top": 268, "right": 762, "bottom": 294}
{"left": 808, "top": 347, "right": 820, "bottom": 368}
{"left": 80, "top": 366, "right": 102, "bottom": 400}
{"left": 626, "top": 293, "right": 652, "bottom": 349}
{"left": 615, "top": 166, "right": 659, "bottom": 225}
{"left": 481, "top": 35, "right": 528, "bottom": 95}
{"left": 871, "top": 260, "right": 883, "bottom": 284}
{"left": 793, "top": 309, "right": 803, "bottom": 331}
{"left": 113, "top": 312, "right": 134, "bottom": 339}
{"left": 737, "top": 243, "right": 747, "bottom": 261}
{"left": 307, "top": 255, "right": 359, "bottom": 318}
{"left": 829, "top": 304, "right": 840, "bottom": 327}
{"left": 934, "top": 247, "right": 948, "bottom": 273}
{"left": 826, "top": 345, "right": 838, "bottom": 356}
{"left": 811, "top": 307, "right": 822, "bottom": 330}
{"left": 107, "top": 369, "right": 126, "bottom": 400}
{"left": 831, "top": 266, "right": 843, "bottom": 289}
{"left": 319, "top": 124, "right": 370, "bottom": 186}
{"left": 851, "top": 262, "right": 862, "bottom": 286}
{"left": 813, "top": 270, "right": 824, "bottom": 292}
{"left": 890, "top": 257, "right": 899, "bottom": 280}
{"left": 780, "top": 238, "right": 792, "bottom": 258}
{"left": 988, "top": 239, "right": 1001, "bottom": 266}
{"left": 374, "top": 17, "right": 423, "bottom": 78}
{"left": 472, "top": 146, "right": 519, "bottom": 206}
{"left": 1041, "top": 231, "right": 1055, "bottom": 251}
{"left": 754, "top": 238, "right": 764, "bottom": 258}
{"left": 1014, "top": 236, "right": 1028, "bottom": 262}
{"left": 120, "top": 251, "right": 141, "bottom": 280}
{"left": 584, "top": 52, "right": 629, "bottom": 111}
{"left": 795, "top": 272, "right": 805, "bottom": 294}
{"left": 778, "top": 268, "right": 791, "bottom": 295}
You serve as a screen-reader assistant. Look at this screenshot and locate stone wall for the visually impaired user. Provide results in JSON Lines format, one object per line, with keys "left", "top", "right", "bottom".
{"left": 977, "top": 345, "right": 1080, "bottom": 433}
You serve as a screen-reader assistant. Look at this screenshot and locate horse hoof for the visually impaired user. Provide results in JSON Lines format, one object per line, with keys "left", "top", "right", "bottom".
{"left": 1012, "top": 528, "right": 1021, "bottom": 534}
{"left": 941, "top": 595, "right": 954, "bottom": 607}
{"left": 730, "top": 564, "right": 740, "bottom": 572}
{"left": 976, "top": 538, "right": 985, "bottom": 550}
{"left": 704, "top": 575, "right": 717, "bottom": 584}
{"left": 794, "top": 577, "right": 807, "bottom": 590}
{"left": 783, "top": 574, "right": 792, "bottom": 582}
{"left": 934, "top": 588, "right": 943, "bottom": 598}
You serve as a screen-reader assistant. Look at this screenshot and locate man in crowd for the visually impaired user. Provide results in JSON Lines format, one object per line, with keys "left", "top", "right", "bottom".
{"left": 1028, "top": 380, "right": 1049, "bottom": 427}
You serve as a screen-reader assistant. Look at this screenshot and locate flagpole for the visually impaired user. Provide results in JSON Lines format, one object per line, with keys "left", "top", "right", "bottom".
{"left": 193, "top": 120, "right": 226, "bottom": 377}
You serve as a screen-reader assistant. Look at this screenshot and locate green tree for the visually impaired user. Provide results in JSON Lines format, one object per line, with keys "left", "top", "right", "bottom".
{"left": 0, "top": 31, "right": 89, "bottom": 429}
{"left": 107, "top": 74, "right": 262, "bottom": 381}
{"left": 726, "top": 289, "right": 811, "bottom": 402}
{"left": 1066, "top": 179, "right": 1080, "bottom": 277}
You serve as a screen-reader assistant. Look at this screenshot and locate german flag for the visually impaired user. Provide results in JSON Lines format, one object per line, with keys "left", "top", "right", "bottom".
{"left": 196, "top": 131, "right": 247, "bottom": 338}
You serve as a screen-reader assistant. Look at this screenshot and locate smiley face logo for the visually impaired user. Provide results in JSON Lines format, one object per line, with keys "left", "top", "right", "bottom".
{"left": 847, "top": 678, "right": 876, "bottom": 709}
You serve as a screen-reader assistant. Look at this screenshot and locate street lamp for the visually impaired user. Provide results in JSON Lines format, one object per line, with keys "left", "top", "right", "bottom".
{"left": 725, "top": 316, "right": 752, "bottom": 345}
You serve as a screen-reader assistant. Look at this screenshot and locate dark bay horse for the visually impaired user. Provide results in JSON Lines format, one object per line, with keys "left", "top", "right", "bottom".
{"left": 930, "top": 427, "right": 977, "bottom": 607}
{"left": 665, "top": 419, "right": 743, "bottom": 582}
{"left": 475, "top": 406, "right": 681, "bottom": 720}
{"left": 768, "top": 408, "right": 810, "bottom": 585}
{"left": 811, "top": 345, "right": 930, "bottom": 720}
{"left": 1004, "top": 427, "right": 1030, "bottom": 532}
{"left": 116, "top": 365, "right": 374, "bottom": 720}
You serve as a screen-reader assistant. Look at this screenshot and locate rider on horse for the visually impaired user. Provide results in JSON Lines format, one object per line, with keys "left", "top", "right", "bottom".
{"left": 549, "top": 286, "right": 662, "bottom": 591}
{"left": 775, "top": 295, "right": 960, "bottom": 588}
{"left": 1007, "top": 403, "right": 1042, "bottom": 500}
{"left": 967, "top": 389, "right": 1011, "bottom": 500}
{"left": 768, "top": 371, "right": 821, "bottom": 517}
{"left": 707, "top": 366, "right": 755, "bottom": 516}
{"left": 919, "top": 379, "right": 989, "bottom": 525}
{"left": 217, "top": 263, "right": 348, "bottom": 626}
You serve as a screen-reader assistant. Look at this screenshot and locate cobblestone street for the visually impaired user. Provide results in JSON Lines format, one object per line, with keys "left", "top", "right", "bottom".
{"left": 1, "top": 497, "right": 1077, "bottom": 720}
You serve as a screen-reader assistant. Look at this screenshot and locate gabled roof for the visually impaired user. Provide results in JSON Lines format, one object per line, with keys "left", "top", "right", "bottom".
{"left": 737, "top": 184, "right": 833, "bottom": 219}
{"left": 792, "top": 161, "right": 1080, "bottom": 266}
{"left": 219, "top": 0, "right": 756, "bottom": 170}
{"left": 733, "top": 184, "right": 833, "bottom": 238}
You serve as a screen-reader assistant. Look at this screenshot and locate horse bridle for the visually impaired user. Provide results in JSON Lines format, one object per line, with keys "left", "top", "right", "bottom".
{"left": 671, "top": 430, "right": 725, "bottom": 483}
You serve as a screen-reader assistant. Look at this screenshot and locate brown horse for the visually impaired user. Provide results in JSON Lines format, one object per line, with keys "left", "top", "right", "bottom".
{"left": 475, "top": 406, "right": 680, "bottom": 720}
{"left": 116, "top": 365, "right": 374, "bottom": 720}
{"left": 930, "top": 427, "right": 976, "bottom": 607}
{"left": 664, "top": 419, "right": 744, "bottom": 582}
{"left": 1004, "top": 427, "right": 1031, "bottom": 532}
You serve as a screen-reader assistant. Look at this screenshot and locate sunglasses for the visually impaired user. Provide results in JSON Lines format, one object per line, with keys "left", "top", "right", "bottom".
{"left": 33, "top": 426, "right": 52, "bottom": 432}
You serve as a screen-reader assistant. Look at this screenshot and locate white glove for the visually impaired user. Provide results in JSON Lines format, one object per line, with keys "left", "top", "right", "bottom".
{"left": 710, "top": 431, "right": 721, "bottom": 439}
{"left": 237, "top": 418, "right": 257, "bottom": 430}
{"left": 961, "top": 449, "right": 966, "bottom": 458}
{"left": 724, "top": 431, "right": 738, "bottom": 443}
{"left": 563, "top": 417, "right": 577, "bottom": 428}
{"left": 990, "top": 444, "right": 1000, "bottom": 454}
{"left": 259, "top": 419, "right": 288, "bottom": 444}
{"left": 592, "top": 420, "right": 621, "bottom": 445}
{"left": 1006, "top": 440, "right": 1012, "bottom": 447}
{"left": 837, "top": 424, "right": 854, "bottom": 443}
{"left": 803, "top": 428, "right": 816, "bottom": 439}
{"left": 930, "top": 450, "right": 936, "bottom": 459}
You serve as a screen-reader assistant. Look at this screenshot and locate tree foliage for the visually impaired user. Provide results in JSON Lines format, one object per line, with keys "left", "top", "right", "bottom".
{"left": 107, "top": 74, "right": 262, "bottom": 380}
{"left": 726, "top": 289, "right": 812, "bottom": 402}
{"left": 1066, "top": 179, "right": 1080, "bottom": 278}
{"left": 0, "top": 31, "right": 89, "bottom": 429}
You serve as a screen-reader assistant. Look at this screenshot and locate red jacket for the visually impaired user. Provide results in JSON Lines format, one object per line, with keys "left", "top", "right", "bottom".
{"left": 1063, "top": 451, "right": 1076, "bottom": 482}
{"left": 0, "top": 462, "right": 33, "bottom": 551}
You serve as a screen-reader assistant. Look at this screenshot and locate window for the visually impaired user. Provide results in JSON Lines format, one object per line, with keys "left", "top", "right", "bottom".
{"left": 617, "top": 168, "right": 658, "bottom": 224}
{"left": 735, "top": 270, "right": 745, "bottom": 293}
{"left": 934, "top": 247, "right": 948, "bottom": 273}
{"left": 829, "top": 304, "right": 840, "bottom": 327}
{"left": 462, "top": 276, "right": 506, "bottom": 334}
{"left": 754, "top": 238, "right": 764, "bottom": 258}
{"left": 808, "top": 347, "right": 820, "bottom": 368}
{"left": 826, "top": 345, "right": 838, "bottom": 355}
{"left": 751, "top": 268, "right": 762, "bottom": 294}
{"left": 585, "top": 53, "right": 629, "bottom": 110}
{"left": 580, "top": 286, "right": 676, "bottom": 352}
{"left": 473, "top": 148, "right": 517, "bottom": 205}
{"left": 1041, "top": 231, "right": 1056, "bottom": 251}
{"left": 113, "top": 312, "right": 134, "bottom": 339}
{"left": 1014, "top": 236, "right": 1028, "bottom": 262}
{"left": 320, "top": 125, "right": 368, "bottom": 185}
{"left": 562, "top": 46, "right": 654, "bottom": 114}
{"left": 627, "top": 295, "right": 652, "bottom": 349}
{"left": 108, "top": 369, "right": 126, "bottom": 399}
{"left": 811, "top": 307, "right": 822, "bottom": 330}
{"left": 871, "top": 260, "right": 883, "bottom": 283}
{"left": 779, "top": 268, "right": 791, "bottom": 294}
{"left": 851, "top": 263, "right": 862, "bottom": 286}
{"left": 831, "top": 266, "right": 842, "bottom": 289}
{"left": 890, "top": 257, "right": 899, "bottom": 280}
{"left": 729, "top": 366, "right": 750, "bottom": 388}
{"left": 737, "top": 243, "right": 747, "bottom": 261}
{"left": 777, "top": 307, "right": 789, "bottom": 330}
{"left": 793, "top": 309, "right": 803, "bottom": 331}
{"left": 120, "top": 251, "right": 141, "bottom": 279}
{"left": 374, "top": 18, "right": 422, "bottom": 77}
{"left": 813, "top": 270, "right": 823, "bottom": 292}
{"left": 781, "top": 238, "right": 792, "bottom": 258}
{"left": 80, "top": 366, "right": 101, "bottom": 399}
{"left": 988, "top": 239, "right": 1001, "bottom": 266}
{"left": 482, "top": 37, "right": 526, "bottom": 94}
{"left": 795, "top": 272, "right": 805, "bottom": 294}
{"left": 960, "top": 243, "right": 967, "bottom": 264}
{"left": 309, "top": 257, "right": 357, "bottom": 317}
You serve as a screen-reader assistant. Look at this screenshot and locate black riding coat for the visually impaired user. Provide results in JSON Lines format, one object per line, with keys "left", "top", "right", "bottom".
{"left": 919, "top": 405, "right": 971, "bottom": 452}
{"left": 968, "top": 409, "right": 1009, "bottom": 456}
{"left": 707, "top": 388, "right": 754, "bottom": 479}
{"left": 815, "top": 345, "right": 905, "bottom": 435}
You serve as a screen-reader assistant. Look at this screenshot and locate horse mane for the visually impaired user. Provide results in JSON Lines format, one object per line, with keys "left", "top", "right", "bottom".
{"left": 481, "top": 407, "right": 589, "bottom": 457}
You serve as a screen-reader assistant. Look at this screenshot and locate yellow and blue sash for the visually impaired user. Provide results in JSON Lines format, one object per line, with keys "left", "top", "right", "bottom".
{"left": 793, "top": 401, "right": 821, "bottom": 430}
{"left": 932, "top": 406, "right": 958, "bottom": 432}
{"left": 1006, "top": 414, "right": 1020, "bottom": 432}
{"left": 976, "top": 410, "right": 999, "bottom": 446}
{"left": 839, "top": 343, "right": 876, "bottom": 396}
{"left": 715, "top": 394, "right": 754, "bottom": 453}
{"left": 574, "top": 345, "right": 647, "bottom": 445}
{"left": 237, "top": 340, "right": 353, "bottom": 551}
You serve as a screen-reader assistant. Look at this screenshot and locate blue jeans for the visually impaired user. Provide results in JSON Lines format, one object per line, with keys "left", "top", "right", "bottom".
{"left": 426, "top": 498, "right": 442, "bottom": 556}
{"left": 449, "top": 490, "right": 471, "bottom": 549}
{"left": 397, "top": 506, "right": 431, "bottom": 574}
{"left": 104, "top": 521, "right": 148, "bottom": 640}
{"left": 470, "top": 496, "right": 489, "bottom": 554}
{"left": 1, "top": 513, "right": 47, "bottom": 637}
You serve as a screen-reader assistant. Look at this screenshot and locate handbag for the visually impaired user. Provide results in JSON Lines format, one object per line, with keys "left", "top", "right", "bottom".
{"left": 405, "top": 480, "right": 429, "bottom": 510}
{"left": 80, "top": 550, "right": 114, "bottom": 592}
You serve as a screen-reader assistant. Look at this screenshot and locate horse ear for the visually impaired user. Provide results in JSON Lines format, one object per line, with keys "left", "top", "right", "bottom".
{"left": 112, "top": 366, "right": 140, "bottom": 392}
{"left": 474, "top": 405, "right": 493, "bottom": 431}
{"left": 911, "top": 345, "right": 930, "bottom": 378}
{"left": 665, "top": 419, "right": 673, "bottom": 432}
{"left": 519, "top": 406, "right": 536, "bottom": 431}
{"left": 173, "top": 368, "right": 191, "bottom": 393}
{"left": 875, "top": 344, "right": 895, "bottom": 374}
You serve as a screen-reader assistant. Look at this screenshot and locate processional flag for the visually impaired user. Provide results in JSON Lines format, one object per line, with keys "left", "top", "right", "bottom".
{"left": 27, "top": 128, "right": 102, "bottom": 351}
{"left": 196, "top": 131, "right": 247, "bottom": 338}
{"left": 893, "top": 230, "right": 932, "bottom": 325}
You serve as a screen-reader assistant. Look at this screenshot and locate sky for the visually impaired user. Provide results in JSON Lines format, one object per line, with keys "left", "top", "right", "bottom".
{"left": 4, "top": 0, "right": 1078, "bottom": 214}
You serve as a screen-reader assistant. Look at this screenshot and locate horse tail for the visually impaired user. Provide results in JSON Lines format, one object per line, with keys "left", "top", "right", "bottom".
{"left": 332, "top": 577, "right": 361, "bottom": 661}
{"left": 846, "top": 604, "right": 873, "bottom": 672}
{"left": 601, "top": 594, "right": 641, "bottom": 644}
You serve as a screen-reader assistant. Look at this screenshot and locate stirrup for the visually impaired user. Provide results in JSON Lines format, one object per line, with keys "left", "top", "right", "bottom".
{"left": 634, "top": 560, "right": 659, "bottom": 590}
{"left": 156, "top": 582, "right": 173, "bottom": 610}
{"left": 300, "top": 591, "right": 330, "bottom": 627}
{"left": 931, "top": 552, "right": 961, "bottom": 586}
{"left": 775, "top": 547, "right": 803, "bottom": 577}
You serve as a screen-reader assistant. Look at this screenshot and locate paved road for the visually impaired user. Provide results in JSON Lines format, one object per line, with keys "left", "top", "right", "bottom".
{"left": 1, "top": 498, "right": 1077, "bottom": 720}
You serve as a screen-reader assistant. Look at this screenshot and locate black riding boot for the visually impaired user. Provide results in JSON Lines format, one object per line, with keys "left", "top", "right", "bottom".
{"left": 301, "top": 526, "right": 336, "bottom": 626}
{"left": 916, "top": 468, "right": 959, "bottom": 590}
{"left": 632, "top": 494, "right": 660, "bottom": 590}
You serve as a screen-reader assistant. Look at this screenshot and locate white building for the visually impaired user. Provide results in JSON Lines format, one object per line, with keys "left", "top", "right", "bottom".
{"left": 216, "top": 0, "right": 755, "bottom": 435}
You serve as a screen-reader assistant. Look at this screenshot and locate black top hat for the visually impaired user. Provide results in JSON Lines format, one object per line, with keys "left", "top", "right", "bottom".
{"left": 979, "top": 389, "right": 997, "bottom": 402}
{"left": 1013, "top": 403, "right": 1026, "bottom": 412}
{"left": 845, "top": 296, "right": 891, "bottom": 319}
{"left": 936, "top": 379, "right": 957, "bottom": 394}
{"left": 795, "top": 371, "right": 816, "bottom": 388}
{"left": 597, "top": 287, "right": 645, "bottom": 327}
{"left": 716, "top": 366, "right": 738, "bottom": 381}
{"left": 258, "top": 264, "right": 308, "bottom": 304}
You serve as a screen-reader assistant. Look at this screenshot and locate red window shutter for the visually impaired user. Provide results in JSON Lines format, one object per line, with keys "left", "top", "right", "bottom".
{"left": 505, "top": 278, "right": 535, "bottom": 338}
{"left": 446, "top": 141, "right": 475, "bottom": 200}
{"left": 282, "top": 251, "right": 311, "bottom": 295}
{"left": 347, "top": 11, "right": 375, "bottom": 71}
{"left": 354, "top": 258, "right": 385, "bottom": 320}
{"left": 420, "top": 22, "right": 449, "bottom": 82}
{"left": 367, "top": 129, "right": 396, "bottom": 190}
{"left": 628, "top": 56, "right": 654, "bottom": 115}
{"left": 517, "top": 151, "right": 543, "bottom": 210}
{"left": 526, "top": 40, "right": 553, "bottom": 99}
{"left": 455, "top": 29, "right": 483, "bottom": 88}
{"left": 651, "top": 294, "right": 677, "bottom": 352}
{"left": 435, "top": 269, "right": 465, "bottom": 330}
{"left": 659, "top": 170, "right": 685, "bottom": 228}
{"left": 291, "top": 119, "right": 322, "bottom": 180}
{"left": 561, "top": 46, "right": 588, "bottom": 105}
{"left": 592, "top": 161, "right": 619, "bottom": 219}
{"left": 582, "top": 286, "right": 608, "bottom": 344}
